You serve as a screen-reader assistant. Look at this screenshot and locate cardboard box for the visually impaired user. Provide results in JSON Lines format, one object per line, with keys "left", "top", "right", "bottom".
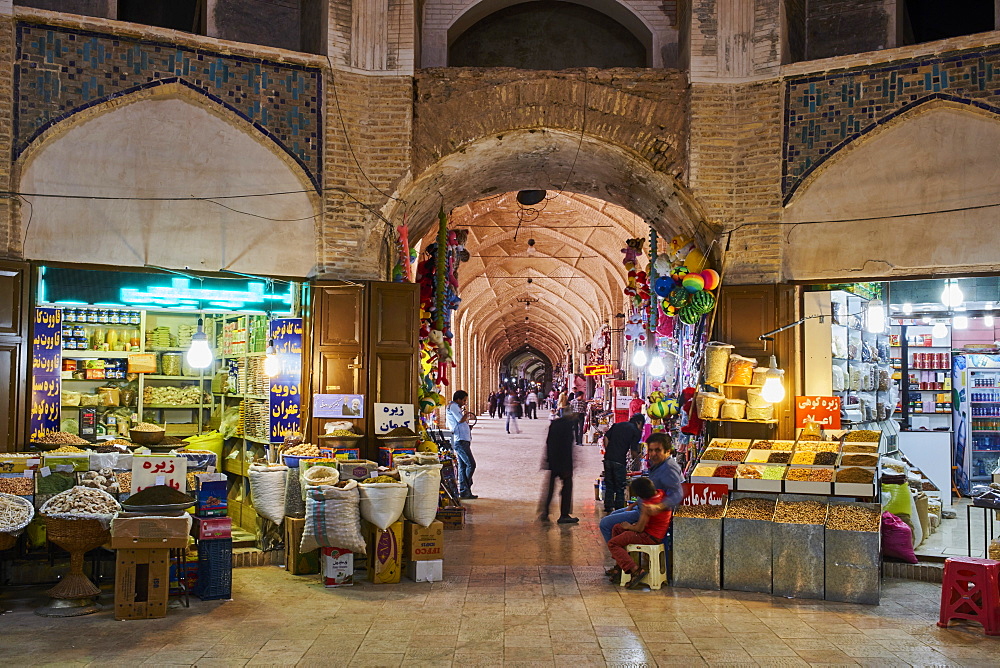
{"left": 378, "top": 447, "right": 416, "bottom": 468}
{"left": 364, "top": 520, "right": 403, "bottom": 584}
{"left": 404, "top": 520, "right": 444, "bottom": 561}
{"left": 321, "top": 547, "right": 354, "bottom": 587}
{"left": 338, "top": 459, "right": 378, "bottom": 481}
{"left": 0, "top": 455, "right": 41, "bottom": 473}
{"left": 192, "top": 516, "right": 232, "bottom": 540}
{"left": 284, "top": 517, "right": 319, "bottom": 575}
{"left": 406, "top": 559, "right": 443, "bottom": 583}
{"left": 115, "top": 548, "right": 170, "bottom": 620}
{"left": 196, "top": 479, "right": 228, "bottom": 517}
{"left": 111, "top": 515, "right": 191, "bottom": 549}
{"left": 436, "top": 506, "right": 466, "bottom": 530}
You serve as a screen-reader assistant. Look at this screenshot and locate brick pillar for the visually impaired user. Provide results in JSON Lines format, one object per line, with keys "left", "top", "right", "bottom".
{"left": 0, "top": 4, "right": 14, "bottom": 259}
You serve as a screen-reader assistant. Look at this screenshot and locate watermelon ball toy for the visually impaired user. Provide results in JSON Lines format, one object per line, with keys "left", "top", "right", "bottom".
{"left": 653, "top": 275, "right": 674, "bottom": 298}
{"left": 682, "top": 273, "right": 705, "bottom": 293}
{"left": 668, "top": 286, "right": 690, "bottom": 308}
{"left": 690, "top": 289, "right": 716, "bottom": 314}
{"left": 678, "top": 304, "right": 702, "bottom": 324}
{"left": 701, "top": 268, "right": 721, "bottom": 290}
{"left": 670, "top": 266, "right": 689, "bottom": 283}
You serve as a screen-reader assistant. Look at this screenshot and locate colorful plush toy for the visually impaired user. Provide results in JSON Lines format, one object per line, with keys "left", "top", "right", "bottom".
{"left": 623, "top": 311, "right": 646, "bottom": 342}
{"left": 667, "top": 235, "right": 707, "bottom": 273}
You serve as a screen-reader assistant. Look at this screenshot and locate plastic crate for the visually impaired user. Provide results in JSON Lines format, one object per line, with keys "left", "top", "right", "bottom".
{"left": 194, "top": 538, "right": 233, "bottom": 601}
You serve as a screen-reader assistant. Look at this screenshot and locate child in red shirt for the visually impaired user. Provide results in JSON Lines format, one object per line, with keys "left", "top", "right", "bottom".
{"left": 606, "top": 476, "right": 671, "bottom": 589}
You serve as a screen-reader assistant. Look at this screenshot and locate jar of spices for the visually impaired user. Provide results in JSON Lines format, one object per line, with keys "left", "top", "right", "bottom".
{"left": 129, "top": 311, "right": 141, "bottom": 325}
{"left": 98, "top": 309, "right": 109, "bottom": 324}
{"left": 109, "top": 310, "right": 121, "bottom": 325}
{"left": 63, "top": 308, "right": 76, "bottom": 323}
{"left": 87, "top": 309, "right": 99, "bottom": 323}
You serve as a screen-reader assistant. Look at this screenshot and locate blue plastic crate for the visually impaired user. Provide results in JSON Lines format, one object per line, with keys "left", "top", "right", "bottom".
{"left": 194, "top": 538, "right": 232, "bottom": 601}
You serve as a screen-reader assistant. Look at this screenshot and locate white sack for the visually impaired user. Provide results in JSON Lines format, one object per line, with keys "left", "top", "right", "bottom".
{"left": 398, "top": 464, "right": 442, "bottom": 527}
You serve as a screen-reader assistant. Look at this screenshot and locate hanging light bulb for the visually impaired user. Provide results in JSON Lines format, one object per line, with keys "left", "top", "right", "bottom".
{"left": 526, "top": 239, "right": 537, "bottom": 256}
{"left": 985, "top": 315, "right": 995, "bottom": 328}
{"left": 953, "top": 315, "right": 969, "bottom": 330}
{"left": 865, "top": 299, "right": 886, "bottom": 334}
{"left": 920, "top": 315, "right": 932, "bottom": 325}
{"left": 760, "top": 355, "right": 786, "bottom": 403}
{"left": 648, "top": 354, "right": 665, "bottom": 377}
{"left": 932, "top": 322, "right": 948, "bottom": 338}
{"left": 186, "top": 318, "right": 212, "bottom": 369}
{"left": 902, "top": 302, "right": 913, "bottom": 315}
{"left": 941, "top": 279, "right": 964, "bottom": 308}
{"left": 632, "top": 346, "right": 648, "bottom": 367}
{"left": 264, "top": 339, "right": 281, "bottom": 377}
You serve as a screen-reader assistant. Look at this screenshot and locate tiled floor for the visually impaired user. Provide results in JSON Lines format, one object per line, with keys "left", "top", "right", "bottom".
{"left": 2, "top": 414, "right": 999, "bottom": 666}
{"left": 917, "top": 498, "right": 997, "bottom": 560}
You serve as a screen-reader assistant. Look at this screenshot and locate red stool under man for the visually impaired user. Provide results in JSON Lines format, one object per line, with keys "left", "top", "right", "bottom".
{"left": 937, "top": 556, "right": 1000, "bottom": 636}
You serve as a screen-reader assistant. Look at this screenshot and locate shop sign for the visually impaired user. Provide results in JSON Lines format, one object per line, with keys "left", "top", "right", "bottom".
{"left": 375, "top": 403, "right": 415, "bottom": 434}
{"left": 269, "top": 318, "right": 303, "bottom": 443}
{"left": 794, "top": 395, "right": 841, "bottom": 428}
{"left": 681, "top": 482, "right": 727, "bottom": 506}
{"left": 30, "top": 308, "right": 61, "bottom": 440}
{"left": 314, "top": 394, "right": 365, "bottom": 419}
{"left": 130, "top": 455, "right": 187, "bottom": 495}
{"left": 584, "top": 364, "right": 613, "bottom": 376}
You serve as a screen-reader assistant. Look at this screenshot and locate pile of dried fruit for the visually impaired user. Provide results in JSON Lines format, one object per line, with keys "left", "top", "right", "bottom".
{"left": 836, "top": 467, "right": 875, "bottom": 483}
{"left": 35, "top": 432, "right": 89, "bottom": 446}
{"left": 47, "top": 445, "right": 88, "bottom": 454}
{"left": 826, "top": 504, "right": 880, "bottom": 531}
{"left": 675, "top": 504, "right": 726, "bottom": 519}
{"left": 767, "top": 452, "right": 791, "bottom": 463}
{"left": 844, "top": 430, "right": 880, "bottom": 442}
{"left": 736, "top": 465, "right": 763, "bottom": 479}
{"left": 773, "top": 499, "right": 827, "bottom": 524}
{"left": 722, "top": 449, "right": 746, "bottom": 461}
{"left": 713, "top": 465, "right": 738, "bottom": 478}
{"left": 131, "top": 422, "right": 164, "bottom": 432}
{"left": 284, "top": 443, "right": 321, "bottom": 457}
{"left": 42, "top": 486, "right": 121, "bottom": 515}
{"left": 725, "top": 497, "right": 776, "bottom": 520}
{"left": 791, "top": 452, "right": 816, "bottom": 465}
{"left": 813, "top": 451, "right": 839, "bottom": 465}
{"left": 786, "top": 468, "right": 833, "bottom": 482}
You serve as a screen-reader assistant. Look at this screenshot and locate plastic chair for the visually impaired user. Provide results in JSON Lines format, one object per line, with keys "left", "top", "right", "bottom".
{"left": 938, "top": 557, "right": 1000, "bottom": 635}
{"left": 618, "top": 543, "right": 668, "bottom": 590}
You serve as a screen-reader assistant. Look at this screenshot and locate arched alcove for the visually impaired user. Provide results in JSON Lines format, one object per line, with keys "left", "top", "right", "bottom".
{"left": 783, "top": 102, "right": 1000, "bottom": 280}
{"left": 449, "top": 0, "right": 648, "bottom": 68}
{"left": 17, "top": 91, "right": 320, "bottom": 277}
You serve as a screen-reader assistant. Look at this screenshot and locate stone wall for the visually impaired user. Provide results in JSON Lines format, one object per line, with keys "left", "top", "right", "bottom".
{"left": 688, "top": 80, "right": 783, "bottom": 284}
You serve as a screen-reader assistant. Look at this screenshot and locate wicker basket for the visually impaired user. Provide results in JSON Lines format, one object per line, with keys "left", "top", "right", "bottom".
{"left": 43, "top": 516, "right": 111, "bottom": 599}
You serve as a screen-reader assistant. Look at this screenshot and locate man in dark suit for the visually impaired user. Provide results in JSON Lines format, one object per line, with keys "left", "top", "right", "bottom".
{"left": 539, "top": 410, "right": 578, "bottom": 524}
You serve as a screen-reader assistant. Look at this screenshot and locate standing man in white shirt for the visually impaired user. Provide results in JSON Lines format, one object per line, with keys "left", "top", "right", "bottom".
{"left": 525, "top": 389, "right": 538, "bottom": 419}
{"left": 446, "top": 390, "right": 477, "bottom": 499}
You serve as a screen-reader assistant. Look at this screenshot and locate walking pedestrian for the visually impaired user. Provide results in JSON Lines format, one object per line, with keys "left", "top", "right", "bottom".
{"left": 505, "top": 390, "right": 522, "bottom": 434}
{"left": 557, "top": 388, "right": 569, "bottom": 416}
{"left": 570, "top": 391, "right": 589, "bottom": 445}
{"left": 539, "top": 410, "right": 578, "bottom": 523}
{"left": 446, "top": 390, "right": 478, "bottom": 499}
{"left": 488, "top": 392, "right": 498, "bottom": 419}
{"left": 497, "top": 388, "right": 506, "bottom": 417}
{"left": 602, "top": 414, "right": 644, "bottom": 513}
{"left": 526, "top": 389, "right": 538, "bottom": 419}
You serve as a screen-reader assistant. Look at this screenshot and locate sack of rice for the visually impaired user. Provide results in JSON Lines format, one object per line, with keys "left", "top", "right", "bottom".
{"left": 721, "top": 398, "right": 747, "bottom": 420}
{"left": 704, "top": 342, "right": 734, "bottom": 386}
{"left": 698, "top": 392, "right": 725, "bottom": 419}
{"left": 726, "top": 355, "right": 756, "bottom": 385}
{"left": 746, "top": 405, "right": 773, "bottom": 421}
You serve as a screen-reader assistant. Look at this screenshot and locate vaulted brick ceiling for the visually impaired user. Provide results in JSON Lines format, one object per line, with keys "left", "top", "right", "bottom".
{"left": 430, "top": 190, "right": 641, "bottom": 372}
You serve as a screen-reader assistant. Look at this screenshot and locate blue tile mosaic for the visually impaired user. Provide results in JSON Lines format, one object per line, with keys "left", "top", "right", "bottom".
{"left": 783, "top": 45, "right": 1000, "bottom": 203}
{"left": 14, "top": 23, "right": 322, "bottom": 190}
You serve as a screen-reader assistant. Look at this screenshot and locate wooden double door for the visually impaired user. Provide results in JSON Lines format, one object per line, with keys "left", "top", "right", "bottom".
{"left": 310, "top": 281, "right": 420, "bottom": 458}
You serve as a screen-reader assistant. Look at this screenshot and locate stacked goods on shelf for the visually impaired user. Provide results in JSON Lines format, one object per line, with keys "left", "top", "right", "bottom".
{"left": 146, "top": 326, "right": 174, "bottom": 349}
{"left": 697, "top": 343, "right": 780, "bottom": 423}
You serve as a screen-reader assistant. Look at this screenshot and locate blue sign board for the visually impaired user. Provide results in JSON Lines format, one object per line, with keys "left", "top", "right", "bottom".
{"left": 30, "top": 308, "right": 61, "bottom": 440}
{"left": 269, "top": 318, "right": 302, "bottom": 443}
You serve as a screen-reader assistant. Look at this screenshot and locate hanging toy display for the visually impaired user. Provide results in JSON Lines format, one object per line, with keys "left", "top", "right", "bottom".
{"left": 659, "top": 233, "right": 722, "bottom": 327}
{"left": 621, "top": 237, "right": 650, "bottom": 345}
{"left": 392, "top": 219, "right": 412, "bottom": 283}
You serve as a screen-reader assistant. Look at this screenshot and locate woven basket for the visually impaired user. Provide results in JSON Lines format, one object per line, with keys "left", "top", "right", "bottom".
{"left": 43, "top": 516, "right": 110, "bottom": 599}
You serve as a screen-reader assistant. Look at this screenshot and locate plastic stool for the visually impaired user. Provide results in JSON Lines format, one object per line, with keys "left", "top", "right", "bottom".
{"left": 938, "top": 557, "right": 1000, "bottom": 635}
{"left": 618, "top": 543, "right": 668, "bottom": 590}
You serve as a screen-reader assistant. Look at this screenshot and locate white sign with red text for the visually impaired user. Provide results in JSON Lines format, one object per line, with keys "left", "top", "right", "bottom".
{"left": 130, "top": 455, "right": 187, "bottom": 496}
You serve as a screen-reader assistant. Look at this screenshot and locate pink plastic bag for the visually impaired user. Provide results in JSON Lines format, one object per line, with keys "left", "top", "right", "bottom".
{"left": 881, "top": 511, "right": 917, "bottom": 564}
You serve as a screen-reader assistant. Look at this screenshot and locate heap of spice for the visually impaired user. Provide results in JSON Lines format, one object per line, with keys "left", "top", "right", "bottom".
{"left": 701, "top": 449, "right": 727, "bottom": 460}
{"left": 713, "top": 465, "right": 738, "bottom": 478}
{"left": 123, "top": 485, "right": 194, "bottom": 507}
{"left": 841, "top": 454, "right": 879, "bottom": 467}
{"left": 726, "top": 497, "right": 776, "bottom": 520}
{"left": 836, "top": 467, "right": 875, "bottom": 483}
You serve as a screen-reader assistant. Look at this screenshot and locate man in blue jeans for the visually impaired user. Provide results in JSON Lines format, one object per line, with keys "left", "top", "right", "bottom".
{"left": 599, "top": 432, "right": 683, "bottom": 544}
{"left": 446, "top": 390, "right": 477, "bottom": 499}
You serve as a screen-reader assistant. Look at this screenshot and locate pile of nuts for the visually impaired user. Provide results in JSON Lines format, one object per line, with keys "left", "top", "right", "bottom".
{"left": 116, "top": 472, "right": 132, "bottom": 491}
{"left": 725, "top": 497, "right": 776, "bottom": 520}
{"left": 42, "top": 486, "right": 120, "bottom": 515}
{"left": 773, "top": 499, "right": 828, "bottom": 524}
{"left": 675, "top": 503, "right": 726, "bottom": 519}
{"left": 796, "top": 440, "right": 840, "bottom": 453}
{"left": 770, "top": 441, "right": 796, "bottom": 451}
{"left": 736, "top": 465, "right": 763, "bottom": 479}
{"left": 0, "top": 477, "right": 34, "bottom": 495}
{"left": 786, "top": 468, "right": 833, "bottom": 482}
{"left": 722, "top": 449, "right": 746, "bottom": 461}
{"left": 131, "top": 422, "right": 164, "bottom": 432}
{"left": 844, "top": 430, "right": 881, "bottom": 442}
{"left": 826, "top": 504, "right": 880, "bottom": 532}
{"left": 284, "top": 443, "right": 321, "bottom": 457}
{"left": 47, "top": 445, "right": 88, "bottom": 454}
{"left": 35, "top": 432, "right": 89, "bottom": 446}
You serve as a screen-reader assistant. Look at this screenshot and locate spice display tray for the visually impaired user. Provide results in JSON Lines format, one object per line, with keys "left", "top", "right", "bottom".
{"left": 734, "top": 476, "right": 782, "bottom": 493}
{"left": 783, "top": 479, "right": 833, "bottom": 495}
{"left": 833, "top": 482, "right": 877, "bottom": 497}
{"left": 689, "top": 475, "right": 734, "bottom": 490}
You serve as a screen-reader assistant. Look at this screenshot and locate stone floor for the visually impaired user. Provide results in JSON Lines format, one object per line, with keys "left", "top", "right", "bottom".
{"left": 2, "top": 413, "right": 999, "bottom": 666}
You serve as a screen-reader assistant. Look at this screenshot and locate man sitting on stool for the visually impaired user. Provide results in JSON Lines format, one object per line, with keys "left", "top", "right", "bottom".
{"left": 606, "top": 476, "right": 672, "bottom": 588}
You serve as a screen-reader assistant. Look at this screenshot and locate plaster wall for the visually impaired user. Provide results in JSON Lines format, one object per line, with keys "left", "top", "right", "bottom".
{"left": 18, "top": 97, "right": 319, "bottom": 277}
{"left": 782, "top": 105, "right": 1000, "bottom": 280}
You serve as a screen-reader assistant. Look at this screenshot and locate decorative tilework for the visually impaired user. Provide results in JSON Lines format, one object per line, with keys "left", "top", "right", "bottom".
{"left": 14, "top": 23, "right": 322, "bottom": 190}
{"left": 783, "top": 45, "right": 1000, "bottom": 203}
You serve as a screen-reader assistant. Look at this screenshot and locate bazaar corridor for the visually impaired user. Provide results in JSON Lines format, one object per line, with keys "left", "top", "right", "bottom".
{"left": 0, "top": 414, "right": 995, "bottom": 667}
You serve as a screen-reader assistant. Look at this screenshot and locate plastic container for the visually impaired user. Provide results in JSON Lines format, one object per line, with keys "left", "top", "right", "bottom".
{"left": 194, "top": 537, "right": 233, "bottom": 600}
{"left": 704, "top": 343, "right": 734, "bottom": 386}
{"left": 726, "top": 355, "right": 756, "bottom": 386}
{"left": 161, "top": 353, "right": 183, "bottom": 377}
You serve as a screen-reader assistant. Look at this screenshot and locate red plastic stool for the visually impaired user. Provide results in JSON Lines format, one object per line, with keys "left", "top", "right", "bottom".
{"left": 938, "top": 557, "right": 1000, "bottom": 635}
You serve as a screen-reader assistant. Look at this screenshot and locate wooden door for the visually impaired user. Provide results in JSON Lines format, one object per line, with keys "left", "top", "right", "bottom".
{"left": 0, "top": 261, "right": 30, "bottom": 453}
{"left": 715, "top": 284, "right": 799, "bottom": 438}
{"left": 310, "top": 284, "right": 366, "bottom": 440}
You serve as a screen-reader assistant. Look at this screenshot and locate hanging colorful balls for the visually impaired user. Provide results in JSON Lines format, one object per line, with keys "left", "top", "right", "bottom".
{"left": 653, "top": 276, "right": 674, "bottom": 298}
{"left": 667, "top": 286, "right": 690, "bottom": 307}
{"left": 690, "top": 289, "right": 717, "bottom": 314}
{"left": 663, "top": 398, "right": 680, "bottom": 415}
{"left": 647, "top": 400, "right": 669, "bottom": 419}
{"left": 670, "top": 265, "right": 689, "bottom": 283}
{"left": 682, "top": 273, "right": 705, "bottom": 293}
{"left": 701, "top": 268, "right": 721, "bottom": 290}
{"left": 664, "top": 303, "right": 679, "bottom": 317}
